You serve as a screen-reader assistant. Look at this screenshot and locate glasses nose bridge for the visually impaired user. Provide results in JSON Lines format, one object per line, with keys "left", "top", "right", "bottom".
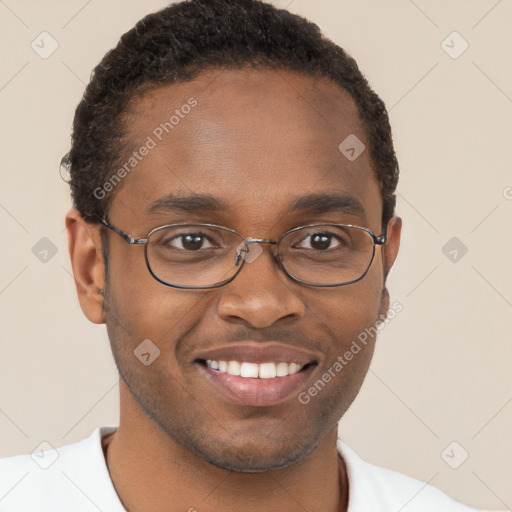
{"left": 245, "top": 237, "right": 276, "bottom": 246}
{"left": 234, "top": 236, "right": 279, "bottom": 267}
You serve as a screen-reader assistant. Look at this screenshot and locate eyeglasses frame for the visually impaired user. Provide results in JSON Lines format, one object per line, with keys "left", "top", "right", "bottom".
{"left": 99, "top": 217, "right": 387, "bottom": 289}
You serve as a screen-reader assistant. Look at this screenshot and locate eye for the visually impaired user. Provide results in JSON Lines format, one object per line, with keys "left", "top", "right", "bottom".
{"left": 166, "top": 232, "right": 215, "bottom": 251}
{"left": 295, "top": 231, "right": 342, "bottom": 251}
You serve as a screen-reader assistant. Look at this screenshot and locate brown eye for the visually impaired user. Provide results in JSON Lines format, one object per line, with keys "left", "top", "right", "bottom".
{"left": 310, "top": 233, "right": 334, "bottom": 250}
{"left": 295, "top": 231, "right": 342, "bottom": 251}
{"left": 165, "top": 232, "right": 214, "bottom": 251}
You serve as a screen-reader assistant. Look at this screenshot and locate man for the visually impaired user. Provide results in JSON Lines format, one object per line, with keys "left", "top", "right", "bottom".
{"left": 0, "top": 1, "right": 492, "bottom": 510}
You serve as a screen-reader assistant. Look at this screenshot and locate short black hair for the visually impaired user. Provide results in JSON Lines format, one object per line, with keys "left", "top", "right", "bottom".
{"left": 64, "top": 0, "right": 399, "bottom": 226}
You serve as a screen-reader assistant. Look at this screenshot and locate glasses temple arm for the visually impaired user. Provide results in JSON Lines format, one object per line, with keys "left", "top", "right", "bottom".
{"left": 99, "top": 218, "right": 147, "bottom": 245}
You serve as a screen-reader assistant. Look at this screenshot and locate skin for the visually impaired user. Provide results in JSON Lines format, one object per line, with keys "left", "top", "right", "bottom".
{"left": 66, "top": 68, "right": 401, "bottom": 512}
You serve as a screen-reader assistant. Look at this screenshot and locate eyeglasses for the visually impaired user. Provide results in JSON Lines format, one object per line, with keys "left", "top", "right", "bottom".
{"left": 100, "top": 218, "right": 386, "bottom": 289}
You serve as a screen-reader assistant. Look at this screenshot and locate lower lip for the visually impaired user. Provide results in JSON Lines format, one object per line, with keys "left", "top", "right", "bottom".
{"left": 200, "top": 364, "right": 316, "bottom": 407}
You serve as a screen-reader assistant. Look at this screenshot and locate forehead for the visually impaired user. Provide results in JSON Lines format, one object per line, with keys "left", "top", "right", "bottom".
{"left": 111, "top": 68, "right": 382, "bottom": 228}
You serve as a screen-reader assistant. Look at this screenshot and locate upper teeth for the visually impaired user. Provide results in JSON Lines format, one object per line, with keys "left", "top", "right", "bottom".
{"left": 206, "top": 360, "right": 303, "bottom": 378}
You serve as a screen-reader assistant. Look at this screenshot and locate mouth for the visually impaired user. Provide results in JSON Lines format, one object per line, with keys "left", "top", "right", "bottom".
{"left": 194, "top": 343, "right": 319, "bottom": 407}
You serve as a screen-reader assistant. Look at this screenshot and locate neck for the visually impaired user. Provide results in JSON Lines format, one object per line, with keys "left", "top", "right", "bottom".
{"left": 104, "top": 383, "right": 349, "bottom": 512}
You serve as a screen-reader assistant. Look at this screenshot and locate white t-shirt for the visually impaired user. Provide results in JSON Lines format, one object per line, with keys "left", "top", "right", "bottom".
{"left": 0, "top": 426, "right": 490, "bottom": 512}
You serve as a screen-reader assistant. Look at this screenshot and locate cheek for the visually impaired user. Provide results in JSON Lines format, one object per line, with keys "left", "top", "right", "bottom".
{"left": 105, "top": 248, "right": 210, "bottom": 354}
{"left": 306, "top": 263, "right": 384, "bottom": 341}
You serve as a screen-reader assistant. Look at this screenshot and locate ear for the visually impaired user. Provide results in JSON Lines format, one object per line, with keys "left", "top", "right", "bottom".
{"left": 379, "top": 215, "right": 402, "bottom": 317}
{"left": 65, "top": 209, "right": 106, "bottom": 324}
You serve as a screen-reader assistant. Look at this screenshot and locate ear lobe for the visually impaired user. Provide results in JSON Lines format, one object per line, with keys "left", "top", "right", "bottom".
{"left": 65, "top": 209, "right": 106, "bottom": 324}
{"left": 379, "top": 287, "right": 391, "bottom": 320}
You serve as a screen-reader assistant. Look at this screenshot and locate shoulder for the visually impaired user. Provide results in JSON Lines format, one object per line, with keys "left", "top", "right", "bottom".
{"left": 0, "top": 426, "right": 123, "bottom": 512}
{"left": 338, "top": 440, "right": 485, "bottom": 512}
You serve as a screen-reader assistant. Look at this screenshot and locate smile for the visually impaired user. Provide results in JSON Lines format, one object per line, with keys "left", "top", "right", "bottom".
{"left": 195, "top": 343, "right": 320, "bottom": 407}
{"left": 205, "top": 360, "right": 304, "bottom": 378}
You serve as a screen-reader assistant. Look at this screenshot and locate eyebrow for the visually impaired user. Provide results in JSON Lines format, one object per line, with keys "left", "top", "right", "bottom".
{"left": 291, "top": 192, "right": 366, "bottom": 219}
{"left": 147, "top": 193, "right": 229, "bottom": 214}
{"left": 147, "top": 191, "right": 366, "bottom": 220}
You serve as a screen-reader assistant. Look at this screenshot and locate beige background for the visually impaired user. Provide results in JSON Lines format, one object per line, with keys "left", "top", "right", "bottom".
{"left": 1, "top": 0, "right": 511, "bottom": 509}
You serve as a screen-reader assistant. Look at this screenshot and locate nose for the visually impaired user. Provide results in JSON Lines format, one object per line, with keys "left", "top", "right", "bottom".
{"left": 216, "top": 243, "right": 306, "bottom": 328}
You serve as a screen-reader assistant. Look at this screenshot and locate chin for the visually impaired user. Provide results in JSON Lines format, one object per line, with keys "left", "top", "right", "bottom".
{"left": 190, "top": 440, "right": 312, "bottom": 473}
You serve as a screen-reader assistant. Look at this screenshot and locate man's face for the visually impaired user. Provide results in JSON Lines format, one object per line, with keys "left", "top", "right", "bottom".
{"left": 99, "top": 69, "right": 399, "bottom": 472}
